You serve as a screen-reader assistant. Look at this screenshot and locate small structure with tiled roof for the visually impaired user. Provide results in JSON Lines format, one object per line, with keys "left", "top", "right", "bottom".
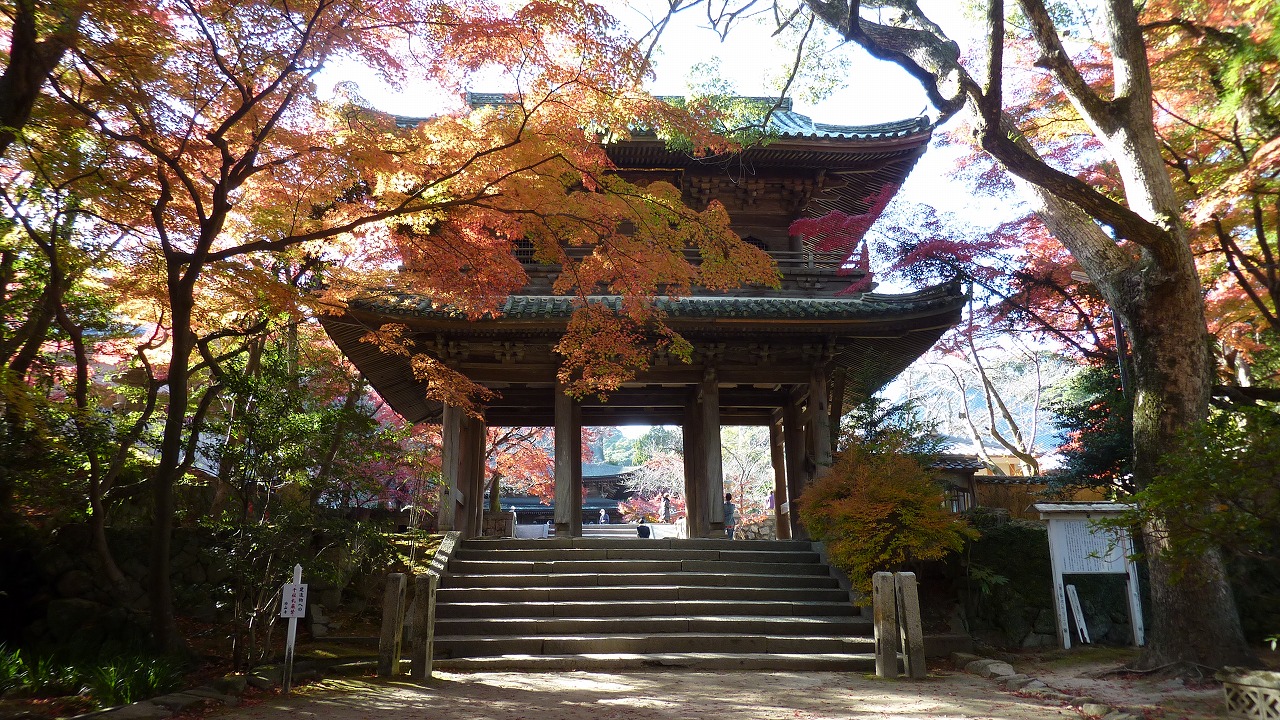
{"left": 322, "top": 97, "right": 964, "bottom": 540}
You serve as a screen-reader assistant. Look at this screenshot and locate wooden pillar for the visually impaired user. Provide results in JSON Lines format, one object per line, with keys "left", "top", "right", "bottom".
{"left": 682, "top": 391, "right": 706, "bottom": 538}
{"left": 811, "top": 365, "right": 833, "bottom": 470}
{"left": 439, "top": 404, "right": 463, "bottom": 531}
{"left": 828, "top": 367, "right": 846, "bottom": 452}
{"left": 782, "top": 386, "right": 809, "bottom": 540}
{"left": 553, "top": 384, "right": 582, "bottom": 537}
{"left": 465, "top": 414, "right": 487, "bottom": 536}
{"left": 701, "top": 369, "right": 725, "bottom": 537}
{"left": 768, "top": 412, "right": 791, "bottom": 540}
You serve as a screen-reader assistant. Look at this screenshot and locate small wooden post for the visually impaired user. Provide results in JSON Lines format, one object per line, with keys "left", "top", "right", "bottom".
{"left": 894, "top": 572, "right": 927, "bottom": 679}
{"left": 378, "top": 573, "right": 407, "bottom": 677}
{"left": 872, "top": 571, "right": 899, "bottom": 678}
{"left": 410, "top": 574, "right": 438, "bottom": 681}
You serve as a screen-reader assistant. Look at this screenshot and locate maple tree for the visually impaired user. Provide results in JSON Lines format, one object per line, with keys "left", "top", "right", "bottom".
{"left": 484, "top": 426, "right": 556, "bottom": 506}
{"left": 0, "top": 0, "right": 780, "bottom": 651}
{"left": 798, "top": 428, "right": 975, "bottom": 599}
{"left": 784, "top": 0, "right": 1261, "bottom": 667}
{"left": 633, "top": 0, "right": 1266, "bottom": 666}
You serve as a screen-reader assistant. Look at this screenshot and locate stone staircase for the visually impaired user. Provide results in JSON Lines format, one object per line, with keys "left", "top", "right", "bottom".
{"left": 431, "top": 537, "right": 878, "bottom": 671}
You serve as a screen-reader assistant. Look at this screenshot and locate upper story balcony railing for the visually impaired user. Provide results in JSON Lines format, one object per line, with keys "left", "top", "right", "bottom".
{"left": 514, "top": 246, "right": 864, "bottom": 298}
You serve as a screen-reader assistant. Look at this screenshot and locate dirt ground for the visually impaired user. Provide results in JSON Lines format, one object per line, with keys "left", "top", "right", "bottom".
{"left": 209, "top": 670, "right": 1087, "bottom": 720}
{"left": 196, "top": 645, "right": 1250, "bottom": 720}
{"left": 1014, "top": 647, "right": 1228, "bottom": 720}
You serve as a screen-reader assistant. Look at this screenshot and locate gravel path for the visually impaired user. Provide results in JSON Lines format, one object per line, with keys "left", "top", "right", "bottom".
{"left": 209, "top": 670, "right": 1081, "bottom": 720}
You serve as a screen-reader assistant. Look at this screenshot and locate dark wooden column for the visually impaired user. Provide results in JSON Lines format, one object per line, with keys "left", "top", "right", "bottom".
{"left": 681, "top": 390, "right": 706, "bottom": 538}
{"left": 768, "top": 411, "right": 791, "bottom": 540}
{"left": 811, "top": 365, "right": 834, "bottom": 470}
{"left": 465, "top": 414, "right": 487, "bottom": 536}
{"left": 828, "top": 366, "right": 846, "bottom": 453}
{"left": 701, "top": 369, "right": 725, "bottom": 537}
{"left": 782, "top": 386, "right": 809, "bottom": 540}
{"left": 553, "top": 384, "right": 583, "bottom": 537}
{"left": 440, "top": 403, "right": 463, "bottom": 532}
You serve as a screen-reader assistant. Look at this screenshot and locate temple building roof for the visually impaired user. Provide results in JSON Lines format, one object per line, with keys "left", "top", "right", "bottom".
{"left": 328, "top": 98, "right": 960, "bottom": 428}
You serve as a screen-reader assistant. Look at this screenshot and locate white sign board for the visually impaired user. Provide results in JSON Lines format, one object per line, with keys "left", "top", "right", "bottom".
{"left": 1052, "top": 519, "right": 1128, "bottom": 574}
{"left": 281, "top": 582, "right": 308, "bottom": 618}
{"left": 1033, "top": 503, "right": 1144, "bottom": 651}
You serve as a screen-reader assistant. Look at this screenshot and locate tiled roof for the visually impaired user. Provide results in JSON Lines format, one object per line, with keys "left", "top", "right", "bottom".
{"left": 351, "top": 283, "right": 964, "bottom": 322}
{"left": 975, "top": 476, "right": 1050, "bottom": 485}
{"left": 930, "top": 454, "right": 987, "bottom": 471}
{"left": 582, "top": 462, "right": 638, "bottom": 477}
{"left": 396, "top": 94, "right": 933, "bottom": 142}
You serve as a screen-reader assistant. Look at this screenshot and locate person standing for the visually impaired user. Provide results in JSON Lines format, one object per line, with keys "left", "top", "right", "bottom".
{"left": 599, "top": 507, "right": 609, "bottom": 524}
{"left": 723, "top": 493, "right": 737, "bottom": 540}
{"left": 659, "top": 495, "right": 671, "bottom": 523}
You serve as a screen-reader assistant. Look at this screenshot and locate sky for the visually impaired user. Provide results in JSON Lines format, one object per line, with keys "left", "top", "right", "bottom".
{"left": 321, "top": 1, "right": 996, "bottom": 223}
{"left": 318, "top": 3, "right": 1041, "bottom": 439}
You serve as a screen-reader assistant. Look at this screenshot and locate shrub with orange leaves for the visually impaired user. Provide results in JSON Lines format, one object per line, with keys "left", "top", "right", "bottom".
{"left": 797, "top": 437, "right": 976, "bottom": 600}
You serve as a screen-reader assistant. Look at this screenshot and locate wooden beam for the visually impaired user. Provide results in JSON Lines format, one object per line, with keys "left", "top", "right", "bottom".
{"left": 458, "top": 364, "right": 815, "bottom": 385}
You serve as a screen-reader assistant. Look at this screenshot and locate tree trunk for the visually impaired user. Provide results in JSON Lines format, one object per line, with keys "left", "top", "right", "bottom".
{"left": 1122, "top": 260, "right": 1254, "bottom": 668}
{"left": 795, "top": 0, "right": 1258, "bottom": 668}
{"left": 149, "top": 279, "right": 195, "bottom": 654}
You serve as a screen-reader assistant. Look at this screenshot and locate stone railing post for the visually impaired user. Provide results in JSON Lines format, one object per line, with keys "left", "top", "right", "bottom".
{"left": 894, "top": 572, "right": 927, "bottom": 679}
{"left": 378, "top": 573, "right": 407, "bottom": 677}
{"left": 872, "top": 571, "right": 899, "bottom": 678}
{"left": 410, "top": 573, "right": 439, "bottom": 681}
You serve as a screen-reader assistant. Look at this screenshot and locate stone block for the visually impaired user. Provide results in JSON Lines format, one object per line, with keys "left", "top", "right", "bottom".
{"left": 976, "top": 661, "right": 1016, "bottom": 678}
{"left": 1020, "top": 680, "right": 1049, "bottom": 691}
{"left": 1033, "top": 609, "right": 1057, "bottom": 634}
{"left": 997, "top": 674, "right": 1033, "bottom": 689}
{"left": 246, "top": 673, "right": 277, "bottom": 690}
{"left": 107, "top": 702, "right": 173, "bottom": 719}
{"left": 211, "top": 675, "right": 247, "bottom": 695}
{"left": 56, "top": 569, "right": 95, "bottom": 598}
{"left": 952, "top": 652, "right": 981, "bottom": 667}
{"left": 1081, "top": 702, "right": 1113, "bottom": 717}
{"left": 1022, "top": 632, "right": 1054, "bottom": 648}
{"left": 150, "top": 693, "right": 208, "bottom": 711}
{"left": 183, "top": 687, "right": 240, "bottom": 705}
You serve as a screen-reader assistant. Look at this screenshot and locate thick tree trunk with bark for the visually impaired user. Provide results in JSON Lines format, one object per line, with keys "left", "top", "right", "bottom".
{"left": 799, "top": 0, "right": 1257, "bottom": 668}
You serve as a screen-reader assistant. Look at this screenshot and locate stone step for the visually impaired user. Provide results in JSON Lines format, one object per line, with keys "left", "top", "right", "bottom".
{"left": 436, "top": 584, "right": 851, "bottom": 604}
{"left": 444, "top": 572, "right": 840, "bottom": 589}
{"left": 447, "top": 559, "right": 831, "bottom": 576}
{"left": 433, "top": 633, "right": 876, "bottom": 658}
{"left": 435, "top": 615, "right": 869, "bottom": 636}
{"left": 463, "top": 538, "right": 809, "bottom": 551}
{"left": 452, "top": 547, "right": 820, "bottom": 563}
{"left": 430, "top": 652, "right": 883, "bottom": 672}
{"left": 435, "top": 599, "right": 861, "bottom": 620}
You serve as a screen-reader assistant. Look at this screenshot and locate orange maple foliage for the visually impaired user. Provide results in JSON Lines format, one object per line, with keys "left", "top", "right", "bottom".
{"left": 30, "top": 0, "right": 775, "bottom": 650}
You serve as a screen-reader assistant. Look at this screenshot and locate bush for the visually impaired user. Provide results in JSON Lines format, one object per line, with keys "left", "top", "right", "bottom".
{"left": 0, "top": 645, "right": 184, "bottom": 707}
{"left": 797, "top": 439, "right": 975, "bottom": 598}
{"left": 85, "top": 654, "right": 186, "bottom": 706}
